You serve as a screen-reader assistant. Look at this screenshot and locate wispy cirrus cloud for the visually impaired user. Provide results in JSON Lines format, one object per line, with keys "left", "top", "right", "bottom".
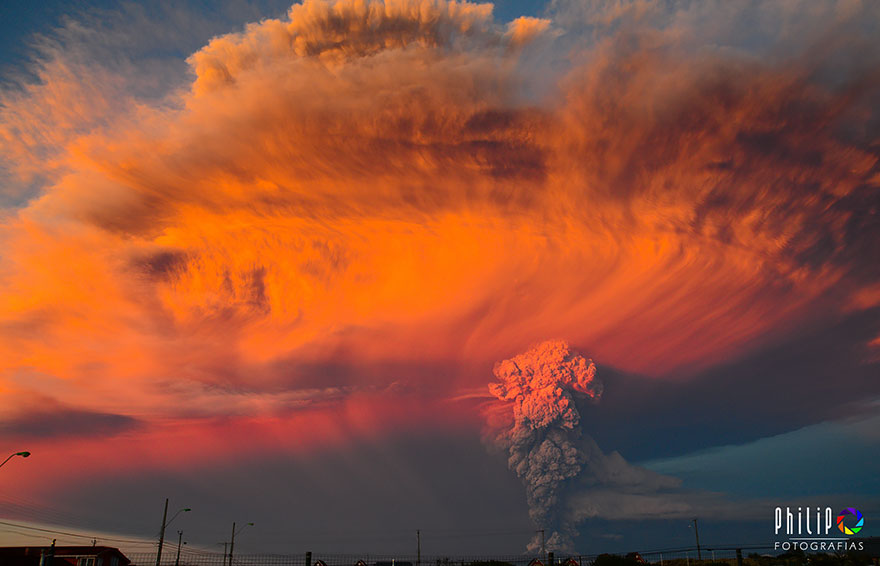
{"left": 0, "top": 0, "right": 877, "bottom": 523}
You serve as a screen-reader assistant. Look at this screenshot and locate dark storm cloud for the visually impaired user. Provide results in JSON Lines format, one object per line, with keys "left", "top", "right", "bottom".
{"left": 0, "top": 408, "right": 141, "bottom": 440}
{"left": 580, "top": 306, "right": 880, "bottom": 462}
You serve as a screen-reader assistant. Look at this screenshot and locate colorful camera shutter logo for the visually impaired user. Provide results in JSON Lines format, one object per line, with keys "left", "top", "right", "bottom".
{"left": 837, "top": 508, "right": 864, "bottom": 535}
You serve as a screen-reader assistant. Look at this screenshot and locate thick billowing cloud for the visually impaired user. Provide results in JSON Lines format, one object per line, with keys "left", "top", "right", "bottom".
{"left": 0, "top": 0, "right": 878, "bottom": 535}
{"left": 486, "top": 341, "right": 601, "bottom": 546}
{"left": 188, "top": 0, "right": 504, "bottom": 93}
{"left": 485, "top": 341, "right": 678, "bottom": 551}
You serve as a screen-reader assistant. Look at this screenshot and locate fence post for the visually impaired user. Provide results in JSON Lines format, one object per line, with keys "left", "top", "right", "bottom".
{"left": 306, "top": 550, "right": 312, "bottom": 566}
{"left": 736, "top": 549, "right": 743, "bottom": 566}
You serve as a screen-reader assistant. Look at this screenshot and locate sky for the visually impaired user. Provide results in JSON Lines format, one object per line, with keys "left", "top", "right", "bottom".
{"left": 0, "top": 0, "right": 879, "bottom": 559}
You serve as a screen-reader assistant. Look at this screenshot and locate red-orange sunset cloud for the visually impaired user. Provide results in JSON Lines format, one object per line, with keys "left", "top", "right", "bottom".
{"left": 1, "top": 0, "right": 878, "bottom": 493}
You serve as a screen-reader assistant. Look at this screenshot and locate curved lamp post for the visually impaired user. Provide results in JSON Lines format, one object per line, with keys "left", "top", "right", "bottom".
{"left": 156, "top": 499, "right": 191, "bottom": 566}
{"left": 0, "top": 451, "right": 30, "bottom": 469}
{"left": 690, "top": 518, "right": 702, "bottom": 561}
{"left": 229, "top": 521, "right": 254, "bottom": 566}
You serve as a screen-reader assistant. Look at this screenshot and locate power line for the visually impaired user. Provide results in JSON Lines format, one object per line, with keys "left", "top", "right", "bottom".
{"left": 0, "top": 492, "right": 107, "bottom": 531}
{"left": 0, "top": 519, "right": 158, "bottom": 545}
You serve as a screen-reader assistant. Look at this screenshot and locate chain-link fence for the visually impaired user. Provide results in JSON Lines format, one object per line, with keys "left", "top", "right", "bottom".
{"left": 127, "top": 549, "right": 786, "bottom": 566}
{"left": 128, "top": 552, "right": 589, "bottom": 566}
{"left": 636, "top": 547, "right": 775, "bottom": 564}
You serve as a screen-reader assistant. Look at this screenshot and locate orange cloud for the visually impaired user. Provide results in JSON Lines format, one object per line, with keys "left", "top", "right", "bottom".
{"left": 0, "top": 0, "right": 877, "bottom": 489}
{"left": 505, "top": 17, "right": 553, "bottom": 46}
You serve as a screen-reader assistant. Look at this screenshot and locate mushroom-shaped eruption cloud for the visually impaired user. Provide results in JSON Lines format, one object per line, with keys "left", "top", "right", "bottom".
{"left": 486, "top": 340, "right": 603, "bottom": 552}
{"left": 485, "top": 340, "right": 681, "bottom": 551}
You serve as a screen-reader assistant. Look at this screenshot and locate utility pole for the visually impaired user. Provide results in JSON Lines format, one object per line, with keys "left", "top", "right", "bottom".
{"left": 692, "top": 518, "right": 702, "bottom": 561}
{"left": 229, "top": 522, "right": 236, "bottom": 566}
{"left": 417, "top": 529, "right": 421, "bottom": 566}
{"left": 156, "top": 498, "right": 169, "bottom": 566}
{"left": 228, "top": 521, "right": 253, "bottom": 565}
{"left": 175, "top": 530, "right": 183, "bottom": 566}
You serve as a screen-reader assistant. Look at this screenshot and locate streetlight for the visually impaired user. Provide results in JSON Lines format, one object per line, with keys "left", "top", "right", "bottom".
{"left": 156, "top": 499, "right": 191, "bottom": 566}
{"left": 689, "top": 518, "right": 702, "bottom": 561}
{"left": 229, "top": 521, "right": 254, "bottom": 566}
{"left": 166, "top": 507, "right": 192, "bottom": 528}
{"left": 0, "top": 451, "right": 31, "bottom": 469}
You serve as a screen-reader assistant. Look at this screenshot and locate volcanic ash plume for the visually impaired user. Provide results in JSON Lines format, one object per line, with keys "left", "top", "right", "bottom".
{"left": 486, "top": 340, "right": 603, "bottom": 552}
